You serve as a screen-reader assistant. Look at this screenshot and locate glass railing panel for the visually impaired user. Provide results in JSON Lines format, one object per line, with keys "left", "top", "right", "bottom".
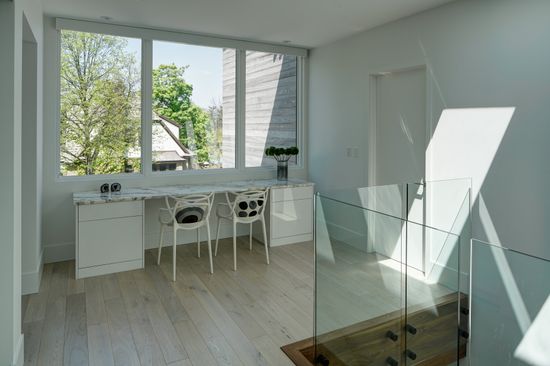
{"left": 404, "top": 220, "right": 463, "bottom": 365}
{"left": 405, "top": 178, "right": 471, "bottom": 232}
{"left": 323, "top": 183, "right": 407, "bottom": 220}
{"left": 322, "top": 178, "right": 471, "bottom": 234}
{"left": 407, "top": 178, "right": 471, "bottom": 295}
{"left": 315, "top": 194, "right": 404, "bottom": 365}
{"left": 470, "top": 240, "right": 550, "bottom": 365}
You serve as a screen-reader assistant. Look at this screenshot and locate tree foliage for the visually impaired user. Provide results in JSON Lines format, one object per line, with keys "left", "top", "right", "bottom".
{"left": 60, "top": 32, "right": 219, "bottom": 175}
{"left": 60, "top": 30, "right": 141, "bottom": 175}
{"left": 152, "top": 64, "right": 213, "bottom": 164}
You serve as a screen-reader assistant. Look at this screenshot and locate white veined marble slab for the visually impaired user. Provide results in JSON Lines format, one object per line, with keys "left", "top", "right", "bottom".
{"left": 73, "top": 179, "right": 314, "bottom": 205}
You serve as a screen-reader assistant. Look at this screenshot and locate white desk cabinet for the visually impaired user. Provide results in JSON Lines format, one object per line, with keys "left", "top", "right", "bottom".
{"left": 73, "top": 179, "right": 314, "bottom": 278}
{"left": 76, "top": 200, "right": 144, "bottom": 279}
{"left": 256, "top": 185, "right": 314, "bottom": 246}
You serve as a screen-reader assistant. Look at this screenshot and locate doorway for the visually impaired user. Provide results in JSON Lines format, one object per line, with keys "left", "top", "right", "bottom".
{"left": 369, "top": 66, "right": 428, "bottom": 271}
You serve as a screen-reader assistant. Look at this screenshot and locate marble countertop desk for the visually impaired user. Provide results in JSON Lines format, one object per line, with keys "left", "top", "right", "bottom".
{"left": 73, "top": 178, "right": 314, "bottom": 205}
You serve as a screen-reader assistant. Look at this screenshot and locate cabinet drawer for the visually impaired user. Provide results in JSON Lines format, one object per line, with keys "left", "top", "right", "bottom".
{"left": 79, "top": 201, "right": 143, "bottom": 222}
{"left": 78, "top": 216, "right": 143, "bottom": 268}
{"left": 271, "top": 198, "right": 313, "bottom": 238}
{"left": 271, "top": 186, "right": 313, "bottom": 202}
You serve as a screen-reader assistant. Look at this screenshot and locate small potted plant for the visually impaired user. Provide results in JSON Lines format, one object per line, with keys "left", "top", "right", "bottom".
{"left": 265, "top": 146, "right": 299, "bottom": 181}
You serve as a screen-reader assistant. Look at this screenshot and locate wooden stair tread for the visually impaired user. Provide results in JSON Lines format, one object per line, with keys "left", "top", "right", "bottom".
{"left": 282, "top": 292, "right": 468, "bottom": 366}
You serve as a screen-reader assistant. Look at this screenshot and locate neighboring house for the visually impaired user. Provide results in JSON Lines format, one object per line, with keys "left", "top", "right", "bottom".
{"left": 126, "top": 114, "right": 195, "bottom": 171}
{"left": 62, "top": 114, "right": 195, "bottom": 174}
{"left": 151, "top": 114, "right": 195, "bottom": 171}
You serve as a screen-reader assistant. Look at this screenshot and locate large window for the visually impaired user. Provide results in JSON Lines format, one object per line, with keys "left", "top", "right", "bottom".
{"left": 57, "top": 24, "right": 304, "bottom": 177}
{"left": 59, "top": 30, "right": 141, "bottom": 176}
{"left": 152, "top": 41, "right": 235, "bottom": 171}
{"left": 245, "top": 51, "right": 298, "bottom": 167}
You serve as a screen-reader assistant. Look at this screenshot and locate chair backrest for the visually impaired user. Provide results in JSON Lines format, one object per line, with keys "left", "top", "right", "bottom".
{"left": 165, "top": 192, "right": 214, "bottom": 226}
{"left": 226, "top": 188, "right": 269, "bottom": 222}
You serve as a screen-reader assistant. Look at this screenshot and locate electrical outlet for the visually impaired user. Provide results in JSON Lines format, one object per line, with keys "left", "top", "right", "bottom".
{"left": 346, "top": 147, "right": 352, "bottom": 157}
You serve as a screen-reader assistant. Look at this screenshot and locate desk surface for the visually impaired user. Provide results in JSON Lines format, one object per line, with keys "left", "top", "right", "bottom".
{"left": 73, "top": 178, "right": 314, "bottom": 205}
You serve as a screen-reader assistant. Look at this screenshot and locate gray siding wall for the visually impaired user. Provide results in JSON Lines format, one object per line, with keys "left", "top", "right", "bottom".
{"left": 222, "top": 51, "right": 297, "bottom": 167}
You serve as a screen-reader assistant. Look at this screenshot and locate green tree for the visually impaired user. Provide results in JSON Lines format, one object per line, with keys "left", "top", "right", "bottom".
{"left": 152, "top": 64, "right": 212, "bottom": 164}
{"left": 60, "top": 30, "right": 140, "bottom": 175}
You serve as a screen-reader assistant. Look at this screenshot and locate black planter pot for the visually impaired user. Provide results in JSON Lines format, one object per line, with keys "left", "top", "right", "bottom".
{"left": 277, "top": 160, "right": 289, "bottom": 181}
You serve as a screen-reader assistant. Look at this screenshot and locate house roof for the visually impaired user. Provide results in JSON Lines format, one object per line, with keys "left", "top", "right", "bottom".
{"left": 156, "top": 114, "right": 181, "bottom": 129}
{"left": 153, "top": 113, "right": 195, "bottom": 157}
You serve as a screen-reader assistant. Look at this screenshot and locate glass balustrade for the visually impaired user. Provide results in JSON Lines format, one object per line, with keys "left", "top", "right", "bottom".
{"left": 470, "top": 240, "right": 550, "bottom": 365}
{"left": 312, "top": 179, "right": 471, "bottom": 366}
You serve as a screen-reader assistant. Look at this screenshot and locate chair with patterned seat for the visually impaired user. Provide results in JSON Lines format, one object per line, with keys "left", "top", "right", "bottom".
{"left": 214, "top": 188, "right": 270, "bottom": 271}
{"left": 157, "top": 192, "right": 214, "bottom": 281}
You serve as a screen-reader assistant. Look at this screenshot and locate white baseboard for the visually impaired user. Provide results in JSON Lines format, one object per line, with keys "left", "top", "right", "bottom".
{"left": 13, "top": 333, "right": 23, "bottom": 366}
{"left": 44, "top": 242, "right": 75, "bottom": 263}
{"left": 22, "top": 249, "right": 43, "bottom": 295}
{"left": 325, "top": 221, "right": 367, "bottom": 251}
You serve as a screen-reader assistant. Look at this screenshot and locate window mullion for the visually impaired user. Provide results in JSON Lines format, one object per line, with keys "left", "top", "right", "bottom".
{"left": 142, "top": 39, "right": 153, "bottom": 176}
{"left": 297, "top": 56, "right": 306, "bottom": 168}
{"left": 236, "top": 49, "right": 246, "bottom": 171}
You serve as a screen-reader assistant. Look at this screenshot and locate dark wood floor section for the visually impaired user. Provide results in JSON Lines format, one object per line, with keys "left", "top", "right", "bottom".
{"left": 22, "top": 238, "right": 314, "bottom": 366}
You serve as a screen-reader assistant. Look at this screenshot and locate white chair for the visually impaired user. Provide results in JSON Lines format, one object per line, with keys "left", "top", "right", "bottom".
{"left": 214, "top": 188, "right": 270, "bottom": 271}
{"left": 157, "top": 192, "right": 214, "bottom": 281}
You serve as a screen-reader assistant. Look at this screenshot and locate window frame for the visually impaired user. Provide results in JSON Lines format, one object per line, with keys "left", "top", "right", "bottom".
{"left": 149, "top": 42, "right": 238, "bottom": 175}
{"left": 55, "top": 18, "right": 307, "bottom": 181}
{"left": 242, "top": 51, "right": 303, "bottom": 169}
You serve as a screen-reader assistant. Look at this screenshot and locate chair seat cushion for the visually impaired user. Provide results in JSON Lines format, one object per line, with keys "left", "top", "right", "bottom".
{"left": 236, "top": 199, "right": 264, "bottom": 218}
{"left": 175, "top": 207, "right": 205, "bottom": 224}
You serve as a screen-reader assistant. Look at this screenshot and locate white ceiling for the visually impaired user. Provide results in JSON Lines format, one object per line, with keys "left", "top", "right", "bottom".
{"left": 43, "top": 0, "right": 455, "bottom": 48}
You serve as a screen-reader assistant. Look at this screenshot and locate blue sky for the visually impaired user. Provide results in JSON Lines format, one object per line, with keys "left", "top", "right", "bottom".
{"left": 127, "top": 38, "right": 224, "bottom": 109}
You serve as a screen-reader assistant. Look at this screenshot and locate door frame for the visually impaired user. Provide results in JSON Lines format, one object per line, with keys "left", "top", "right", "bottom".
{"left": 366, "top": 64, "right": 433, "bottom": 273}
{"left": 367, "top": 63, "right": 433, "bottom": 187}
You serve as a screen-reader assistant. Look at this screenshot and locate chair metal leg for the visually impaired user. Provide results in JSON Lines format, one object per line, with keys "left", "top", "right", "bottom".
{"left": 157, "top": 224, "right": 165, "bottom": 265}
{"left": 261, "top": 217, "right": 269, "bottom": 265}
{"left": 197, "top": 228, "right": 201, "bottom": 258}
{"left": 206, "top": 222, "right": 213, "bottom": 274}
{"left": 233, "top": 221, "right": 237, "bottom": 271}
{"left": 173, "top": 228, "right": 177, "bottom": 282}
{"left": 249, "top": 223, "right": 253, "bottom": 251}
{"left": 214, "top": 219, "right": 221, "bottom": 256}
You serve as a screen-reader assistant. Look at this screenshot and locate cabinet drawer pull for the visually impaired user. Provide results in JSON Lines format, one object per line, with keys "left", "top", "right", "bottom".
{"left": 386, "top": 356, "right": 399, "bottom": 366}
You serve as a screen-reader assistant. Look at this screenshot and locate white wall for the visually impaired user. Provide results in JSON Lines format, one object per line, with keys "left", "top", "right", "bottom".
{"left": 21, "top": 33, "right": 44, "bottom": 295}
{"left": 309, "top": 0, "right": 550, "bottom": 261}
{"left": 309, "top": 1, "right": 550, "bottom": 363}
{"left": 41, "top": 16, "right": 308, "bottom": 262}
{"left": 0, "top": 0, "right": 43, "bottom": 363}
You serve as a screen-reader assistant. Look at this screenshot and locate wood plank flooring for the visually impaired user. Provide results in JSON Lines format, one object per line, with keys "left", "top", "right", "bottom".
{"left": 22, "top": 238, "right": 314, "bottom": 366}
{"left": 22, "top": 236, "right": 454, "bottom": 366}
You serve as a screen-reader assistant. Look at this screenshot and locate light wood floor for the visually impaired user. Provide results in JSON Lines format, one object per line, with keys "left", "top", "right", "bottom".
{"left": 22, "top": 237, "right": 314, "bottom": 366}
{"left": 21, "top": 236, "right": 454, "bottom": 366}
{"left": 315, "top": 242, "right": 454, "bottom": 335}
